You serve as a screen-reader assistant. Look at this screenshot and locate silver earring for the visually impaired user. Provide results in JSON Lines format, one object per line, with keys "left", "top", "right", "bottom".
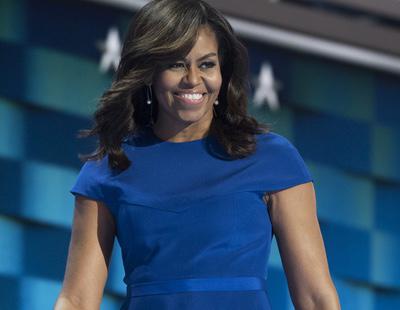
{"left": 146, "top": 85, "right": 155, "bottom": 126}
{"left": 214, "top": 99, "right": 219, "bottom": 105}
{"left": 146, "top": 85, "right": 152, "bottom": 105}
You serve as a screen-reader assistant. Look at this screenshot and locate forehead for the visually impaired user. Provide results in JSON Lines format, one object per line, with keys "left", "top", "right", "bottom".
{"left": 184, "top": 25, "right": 219, "bottom": 59}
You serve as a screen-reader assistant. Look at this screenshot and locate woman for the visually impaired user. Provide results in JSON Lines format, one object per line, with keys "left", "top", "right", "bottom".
{"left": 55, "top": 0, "right": 340, "bottom": 309}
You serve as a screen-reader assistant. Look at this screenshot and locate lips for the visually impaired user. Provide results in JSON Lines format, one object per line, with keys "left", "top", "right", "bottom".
{"left": 173, "top": 92, "right": 207, "bottom": 105}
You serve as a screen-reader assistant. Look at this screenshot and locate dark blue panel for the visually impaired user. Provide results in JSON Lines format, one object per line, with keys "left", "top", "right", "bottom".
{"left": 294, "top": 111, "right": 371, "bottom": 173}
{"left": 23, "top": 224, "right": 70, "bottom": 281}
{"left": 320, "top": 222, "right": 372, "bottom": 282}
{"left": 0, "top": 275, "right": 21, "bottom": 309}
{"left": 374, "top": 72, "right": 400, "bottom": 130}
{"left": 374, "top": 181, "right": 400, "bottom": 234}
{"left": 375, "top": 290, "right": 400, "bottom": 310}
{"left": 0, "top": 41, "right": 27, "bottom": 102}
{"left": 26, "top": 0, "right": 131, "bottom": 60}
{"left": 0, "top": 158, "right": 22, "bottom": 215}
{"left": 245, "top": 39, "right": 293, "bottom": 100}
{"left": 265, "top": 267, "right": 289, "bottom": 310}
{"left": 23, "top": 107, "right": 96, "bottom": 168}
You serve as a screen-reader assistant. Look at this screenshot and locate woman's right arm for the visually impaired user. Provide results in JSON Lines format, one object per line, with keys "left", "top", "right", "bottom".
{"left": 54, "top": 196, "right": 116, "bottom": 310}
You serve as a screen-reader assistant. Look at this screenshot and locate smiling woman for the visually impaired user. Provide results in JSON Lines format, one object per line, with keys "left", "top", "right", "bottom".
{"left": 73, "top": 0, "right": 268, "bottom": 169}
{"left": 152, "top": 25, "right": 222, "bottom": 142}
{"left": 55, "top": 0, "right": 340, "bottom": 310}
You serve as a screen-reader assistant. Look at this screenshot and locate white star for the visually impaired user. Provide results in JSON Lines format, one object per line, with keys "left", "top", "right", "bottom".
{"left": 253, "top": 62, "right": 280, "bottom": 111}
{"left": 97, "top": 27, "right": 122, "bottom": 73}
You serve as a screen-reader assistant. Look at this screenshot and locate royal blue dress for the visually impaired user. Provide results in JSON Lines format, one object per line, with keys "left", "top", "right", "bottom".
{"left": 70, "top": 127, "right": 313, "bottom": 309}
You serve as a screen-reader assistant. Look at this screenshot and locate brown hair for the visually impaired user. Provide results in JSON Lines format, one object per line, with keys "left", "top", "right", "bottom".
{"left": 79, "top": 0, "right": 270, "bottom": 170}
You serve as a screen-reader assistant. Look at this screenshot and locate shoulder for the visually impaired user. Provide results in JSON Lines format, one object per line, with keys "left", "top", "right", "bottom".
{"left": 254, "top": 131, "right": 313, "bottom": 186}
{"left": 76, "top": 155, "right": 113, "bottom": 181}
{"left": 255, "top": 131, "right": 300, "bottom": 156}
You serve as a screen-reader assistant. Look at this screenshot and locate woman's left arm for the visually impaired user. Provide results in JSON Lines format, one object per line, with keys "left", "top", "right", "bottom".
{"left": 267, "top": 182, "right": 341, "bottom": 310}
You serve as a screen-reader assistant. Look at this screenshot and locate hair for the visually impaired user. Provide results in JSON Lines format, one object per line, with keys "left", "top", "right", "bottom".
{"left": 79, "top": 0, "right": 270, "bottom": 170}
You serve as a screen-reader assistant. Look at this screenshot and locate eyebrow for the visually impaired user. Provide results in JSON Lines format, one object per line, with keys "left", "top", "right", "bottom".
{"left": 183, "top": 52, "right": 218, "bottom": 62}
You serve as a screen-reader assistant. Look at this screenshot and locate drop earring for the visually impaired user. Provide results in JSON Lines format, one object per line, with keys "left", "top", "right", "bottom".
{"left": 146, "top": 85, "right": 152, "bottom": 105}
{"left": 146, "top": 85, "right": 155, "bottom": 127}
{"left": 213, "top": 99, "right": 219, "bottom": 118}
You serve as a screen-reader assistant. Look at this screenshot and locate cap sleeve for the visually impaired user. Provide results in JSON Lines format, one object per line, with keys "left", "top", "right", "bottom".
{"left": 70, "top": 158, "right": 109, "bottom": 203}
{"left": 255, "top": 132, "right": 314, "bottom": 193}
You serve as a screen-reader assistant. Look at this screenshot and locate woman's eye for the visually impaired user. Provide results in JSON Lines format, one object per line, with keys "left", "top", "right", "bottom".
{"left": 200, "top": 62, "right": 216, "bottom": 69}
{"left": 169, "top": 63, "right": 185, "bottom": 69}
{"left": 168, "top": 61, "right": 216, "bottom": 70}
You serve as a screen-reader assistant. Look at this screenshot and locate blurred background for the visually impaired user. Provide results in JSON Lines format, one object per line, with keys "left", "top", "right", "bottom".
{"left": 0, "top": 0, "right": 399, "bottom": 309}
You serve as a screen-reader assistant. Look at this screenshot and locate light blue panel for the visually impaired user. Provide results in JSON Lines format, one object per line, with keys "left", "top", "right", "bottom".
{"left": 20, "top": 160, "right": 77, "bottom": 227}
{"left": 307, "top": 162, "right": 374, "bottom": 229}
{"left": 0, "top": 0, "right": 26, "bottom": 42}
{"left": 101, "top": 295, "right": 123, "bottom": 310}
{"left": 266, "top": 267, "right": 290, "bottom": 310}
{"left": 320, "top": 222, "right": 371, "bottom": 282}
{"left": 17, "top": 276, "right": 122, "bottom": 310}
{"left": 333, "top": 277, "right": 374, "bottom": 310}
{"left": 371, "top": 230, "right": 400, "bottom": 288}
{"left": 106, "top": 241, "right": 126, "bottom": 295}
{"left": 25, "top": 46, "right": 111, "bottom": 116}
{"left": 0, "top": 98, "right": 25, "bottom": 160}
{"left": 268, "top": 236, "right": 283, "bottom": 269}
{"left": 371, "top": 125, "right": 400, "bottom": 182}
{"left": 0, "top": 216, "right": 24, "bottom": 276}
{"left": 374, "top": 182, "right": 400, "bottom": 234}
{"left": 19, "top": 276, "right": 62, "bottom": 310}
{"left": 250, "top": 105, "right": 295, "bottom": 141}
{"left": 290, "top": 58, "right": 374, "bottom": 122}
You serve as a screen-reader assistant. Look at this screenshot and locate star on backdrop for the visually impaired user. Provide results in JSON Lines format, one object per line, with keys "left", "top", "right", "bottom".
{"left": 252, "top": 62, "right": 281, "bottom": 111}
{"left": 97, "top": 26, "right": 122, "bottom": 73}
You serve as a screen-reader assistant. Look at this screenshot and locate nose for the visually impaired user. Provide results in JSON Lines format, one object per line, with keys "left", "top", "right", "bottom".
{"left": 183, "top": 65, "right": 201, "bottom": 86}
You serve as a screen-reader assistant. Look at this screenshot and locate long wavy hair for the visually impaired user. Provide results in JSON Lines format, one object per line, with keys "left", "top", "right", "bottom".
{"left": 79, "top": 0, "right": 270, "bottom": 170}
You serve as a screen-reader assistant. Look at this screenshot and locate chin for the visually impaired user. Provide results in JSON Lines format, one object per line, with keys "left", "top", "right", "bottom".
{"left": 177, "top": 110, "right": 211, "bottom": 124}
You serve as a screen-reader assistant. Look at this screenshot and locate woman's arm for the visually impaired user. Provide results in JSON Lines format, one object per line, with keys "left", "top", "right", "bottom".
{"left": 267, "top": 182, "right": 340, "bottom": 310}
{"left": 54, "top": 196, "right": 116, "bottom": 310}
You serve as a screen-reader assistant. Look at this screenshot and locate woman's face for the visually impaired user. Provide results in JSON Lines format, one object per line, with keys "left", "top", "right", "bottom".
{"left": 152, "top": 25, "right": 222, "bottom": 134}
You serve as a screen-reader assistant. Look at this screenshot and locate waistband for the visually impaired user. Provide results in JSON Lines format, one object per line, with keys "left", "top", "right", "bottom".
{"left": 127, "top": 276, "right": 268, "bottom": 297}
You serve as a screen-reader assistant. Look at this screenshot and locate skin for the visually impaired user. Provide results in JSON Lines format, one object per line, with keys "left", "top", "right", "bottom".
{"left": 265, "top": 183, "right": 341, "bottom": 309}
{"left": 54, "top": 197, "right": 115, "bottom": 310}
{"left": 55, "top": 25, "right": 340, "bottom": 309}
{"left": 151, "top": 25, "right": 222, "bottom": 142}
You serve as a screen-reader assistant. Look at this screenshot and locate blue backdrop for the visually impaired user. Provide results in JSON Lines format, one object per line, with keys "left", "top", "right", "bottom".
{"left": 0, "top": 0, "right": 399, "bottom": 309}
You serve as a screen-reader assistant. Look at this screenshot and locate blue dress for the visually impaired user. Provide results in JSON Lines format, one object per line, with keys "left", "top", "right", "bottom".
{"left": 70, "top": 127, "right": 313, "bottom": 309}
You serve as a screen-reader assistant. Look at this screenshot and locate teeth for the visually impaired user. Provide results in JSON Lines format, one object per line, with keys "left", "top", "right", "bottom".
{"left": 178, "top": 93, "right": 203, "bottom": 100}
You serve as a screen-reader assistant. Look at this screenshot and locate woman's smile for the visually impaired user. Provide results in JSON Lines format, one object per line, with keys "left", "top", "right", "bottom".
{"left": 152, "top": 25, "right": 222, "bottom": 139}
{"left": 173, "top": 92, "right": 208, "bottom": 106}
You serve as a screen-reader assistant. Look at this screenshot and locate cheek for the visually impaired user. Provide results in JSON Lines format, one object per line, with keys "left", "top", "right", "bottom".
{"left": 154, "top": 72, "right": 176, "bottom": 92}
{"left": 206, "top": 71, "right": 223, "bottom": 92}
{"left": 153, "top": 73, "right": 178, "bottom": 103}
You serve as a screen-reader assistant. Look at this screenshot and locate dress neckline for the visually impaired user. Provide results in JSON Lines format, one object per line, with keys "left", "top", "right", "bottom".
{"left": 145, "top": 126, "right": 211, "bottom": 145}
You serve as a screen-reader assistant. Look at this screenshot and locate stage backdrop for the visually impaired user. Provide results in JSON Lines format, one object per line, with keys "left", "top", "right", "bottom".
{"left": 0, "top": 0, "right": 399, "bottom": 309}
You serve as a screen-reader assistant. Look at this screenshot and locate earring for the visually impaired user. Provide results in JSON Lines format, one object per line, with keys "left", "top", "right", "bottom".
{"left": 214, "top": 99, "right": 219, "bottom": 105}
{"left": 146, "top": 85, "right": 152, "bottom": 105}
{"left": 213, "top": 104, "right": 218, "bottom": 118}
{"left": 146, "top": 85, "right": 155, "bottom": 127}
